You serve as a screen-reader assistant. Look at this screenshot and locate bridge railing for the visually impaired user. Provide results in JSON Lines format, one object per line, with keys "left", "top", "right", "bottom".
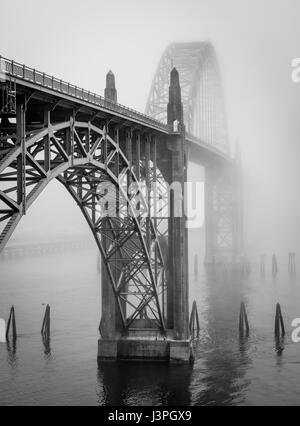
{"left": 185, "top": 132, "right": 230, "bottom": 159}
{"left": 0, "top": 55, "right": 169, "bottom": 132}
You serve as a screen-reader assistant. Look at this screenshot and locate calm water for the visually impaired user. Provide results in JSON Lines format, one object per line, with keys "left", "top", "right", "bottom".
{"left": 0, "top": 244, "right": 300, "bottom": 406}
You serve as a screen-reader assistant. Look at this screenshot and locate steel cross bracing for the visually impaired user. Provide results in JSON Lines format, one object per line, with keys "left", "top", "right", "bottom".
{"left": 0, "top": 55, "right": 169, "bottom": 134}
{"left": 146, "top": 42, "right": 229, "bottom": 155}
{"left": 212, "top": 178, "right": 235, "bottom": 253}
{"left": 0, "top": 112, "right": 166, "bottom": 332}
{"left": 146, "top": 42, "right": 242, "bottom": 262}
{"left": 0, "top": 43, "right": 242, "bottom": 341}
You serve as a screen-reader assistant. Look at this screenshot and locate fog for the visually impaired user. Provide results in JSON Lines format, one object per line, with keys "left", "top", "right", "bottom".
{"left": 1, "top": 0, "right": 300, "bottom": 258}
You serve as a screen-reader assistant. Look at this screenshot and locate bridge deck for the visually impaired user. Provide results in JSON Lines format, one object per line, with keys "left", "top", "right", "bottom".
{"left": 0, "top": 55, "right": 169, "bottom": 134}
{"left": 186, "top": 133, "right": 233, "bottom": 164}
{"left": 0, "top": 55, "right": 231, "bottom": 163}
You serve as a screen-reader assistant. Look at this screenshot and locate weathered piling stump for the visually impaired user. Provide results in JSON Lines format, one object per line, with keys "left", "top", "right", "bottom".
{"left": 289, "top": 253, "right": 296, "bottom": 274}
{"left": 189, "top": 300, "right": 200, "bottom": 338}
{"left": 274, "top": 303, "right": 285, "bottom": 338}
{"left": 6, "top": 306, "right": 17, "bottom": 340}
{"left": 41, "top": 305, "right": 50, "bottom": 339}
{"left": 239, "top": 302, "right": 250, "bottom": 337}
{"left": 272, "top": 254, "right": 278, "bottom": 278}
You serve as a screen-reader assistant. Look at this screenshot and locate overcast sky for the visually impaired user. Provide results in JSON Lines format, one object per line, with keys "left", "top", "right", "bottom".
{"left": 1, "top": 0, "right": 300, "bottom": 256}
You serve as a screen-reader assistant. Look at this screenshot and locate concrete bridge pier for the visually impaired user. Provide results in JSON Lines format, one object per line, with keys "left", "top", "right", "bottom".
{"left": 165, "top": 68, "right": 189, "bottom": 343}
{"left": 98, "top": 68, "right": 192, "bottom": 363}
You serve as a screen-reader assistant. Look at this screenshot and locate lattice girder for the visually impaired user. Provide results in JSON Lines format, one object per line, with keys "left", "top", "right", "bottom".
{"left": 146, "top": 42, "right": 229, "bottom": 154}
{"left": 0, "top": 115, "right": 166, "bottom": 333}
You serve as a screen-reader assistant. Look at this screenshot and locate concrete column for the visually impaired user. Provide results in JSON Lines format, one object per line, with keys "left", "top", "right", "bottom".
{"left": 100, "top": 126, "right": 122, "bottom": 340}
{"left": 100, "top": 221, "right": 117, "bottom": 339}
{"left": 166, "top": 68, "right": 189, "bottom": 340}
{"left": 105, "top": 70, "right": 117, "bottom": 103}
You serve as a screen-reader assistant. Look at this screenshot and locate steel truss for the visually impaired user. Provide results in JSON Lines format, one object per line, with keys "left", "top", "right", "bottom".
{"left": 0, "top": 112, "right": 166, "bottom": 332}
{"left": 146, "top": 42, "right": 229, "bottom": 154}
{"left": 205, "top": 168, "right": 239, "bottom": 261}
{"left": 0, "top": 80, "right": 16, "bottom": 115}
{"left": 146, "top": 42, "right": 242, "bottom": 261}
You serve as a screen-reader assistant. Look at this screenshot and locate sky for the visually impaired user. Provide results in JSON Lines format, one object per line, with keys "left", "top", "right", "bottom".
{"left": 1, "top": 0, "right": 300, "bottom": 256}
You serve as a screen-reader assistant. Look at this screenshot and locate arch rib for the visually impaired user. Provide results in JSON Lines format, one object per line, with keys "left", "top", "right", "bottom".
{"left": 146, "top": 41, "right": 229, "bottom": 154}
{"left": 0, "top": 119, "right": 166, "bottom": 333}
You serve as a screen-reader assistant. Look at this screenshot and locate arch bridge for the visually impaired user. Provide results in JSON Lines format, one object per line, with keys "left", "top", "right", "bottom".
{"left": 0, "top": 42, "right": 243, "bottom": 362}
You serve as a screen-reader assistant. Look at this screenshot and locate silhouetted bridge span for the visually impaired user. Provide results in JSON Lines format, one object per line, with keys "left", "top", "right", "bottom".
{"left": 0, "top": 238, "right": 93, "bottom": 259}
{"left": 0, "top": 42, "right": 243, "bottom": 362}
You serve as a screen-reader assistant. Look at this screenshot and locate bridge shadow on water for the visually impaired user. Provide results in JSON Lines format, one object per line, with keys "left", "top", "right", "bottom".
{"left": 97, "top": 362, "right": 193, "bottom": 406}
{"left": 95, "top": 266, "right": 253, "bottom": 407}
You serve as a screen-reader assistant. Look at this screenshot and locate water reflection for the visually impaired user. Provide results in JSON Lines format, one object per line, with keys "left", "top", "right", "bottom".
{"left": 1, "top": 247, "right": 300, "bottom": 405}
{"left": 189, "top": 266, "right": 252, "bottom": 406}
{"left": 6, "top": 338, "right": 18, "bottom": 370}
{"left": 42, "top": 336, "right": 53, "bottom": 360}
{"left": 97, "top": 362, "right": 193, "bottom": 406}
{"left": 275, "top": 336, "right": 285, "bottom": 356}
{"left": 96, "top": 266, "right": 253, "bottom": 407}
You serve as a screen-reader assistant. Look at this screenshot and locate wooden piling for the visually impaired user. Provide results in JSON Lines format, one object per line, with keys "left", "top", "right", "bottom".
{"left": 239, "top": 302, "right": 250, "bottom": 337}
{"left": 275, "top": 303, "right": 285, "bottom": 338}
{"left": 189, "top": 300, "right": 200, "bottom": 337}
{"left": 41, "top": 305, "right": 50, "bottom": 338}
{"left": 289, "top": 253, "right": 296, "bottom": 274}
{"left": 5, "top": 306, "right": 17, "bottom": 340}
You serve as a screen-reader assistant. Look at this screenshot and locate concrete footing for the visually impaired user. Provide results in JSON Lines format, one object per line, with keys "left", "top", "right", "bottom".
{"left": 98, "top": 338, "right": 194, "bottom": 364}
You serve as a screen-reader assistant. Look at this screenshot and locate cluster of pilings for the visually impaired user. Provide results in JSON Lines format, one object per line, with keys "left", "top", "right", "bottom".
{"left": 190, "top": 300, "right": 287, "bottom": 354}
{"left": 203, "top": 253, "right": 297, "bottom": 279}
{"left": 3, "top": 300, "right": 290, "bottom": 359}
{"left": 238, "top": 301, "right": 286, "bottom": 353}
{"left": 3, "top": 305, "right": 51, "bottom": 342}
{"left": 204, "top": 256, "right": 251, "bottom": 280}
{"left": 260, "top": 253, "right": 296, "bottom": 277}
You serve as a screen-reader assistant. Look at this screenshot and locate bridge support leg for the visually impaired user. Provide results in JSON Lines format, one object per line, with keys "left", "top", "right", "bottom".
{"left": 98, "top": 68, "right": 193, "bottom": 363}
{"left": 100, "top": 230, "right": 117, "bottom": 340}
{"left": 166, "top": 134, "right": 189, "bottom": 342}
{"left": 204, "top": 163, "right": 243, "bottom": 266}
{"left": 162, "top": 67, "right": 191, "bottom": 362}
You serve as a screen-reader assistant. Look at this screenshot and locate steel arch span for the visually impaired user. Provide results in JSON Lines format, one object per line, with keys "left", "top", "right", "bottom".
{"left": 146, "top": 42, "right": 243, "bottom": 263}
{"left": 0, "top": 48, "right": 243, "bottom": 360}
{"left": 146, "top": 41, "right": 229, "bottom": 154}
{"left": 0, "top": 117, "right": 166, "bottom": 333}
